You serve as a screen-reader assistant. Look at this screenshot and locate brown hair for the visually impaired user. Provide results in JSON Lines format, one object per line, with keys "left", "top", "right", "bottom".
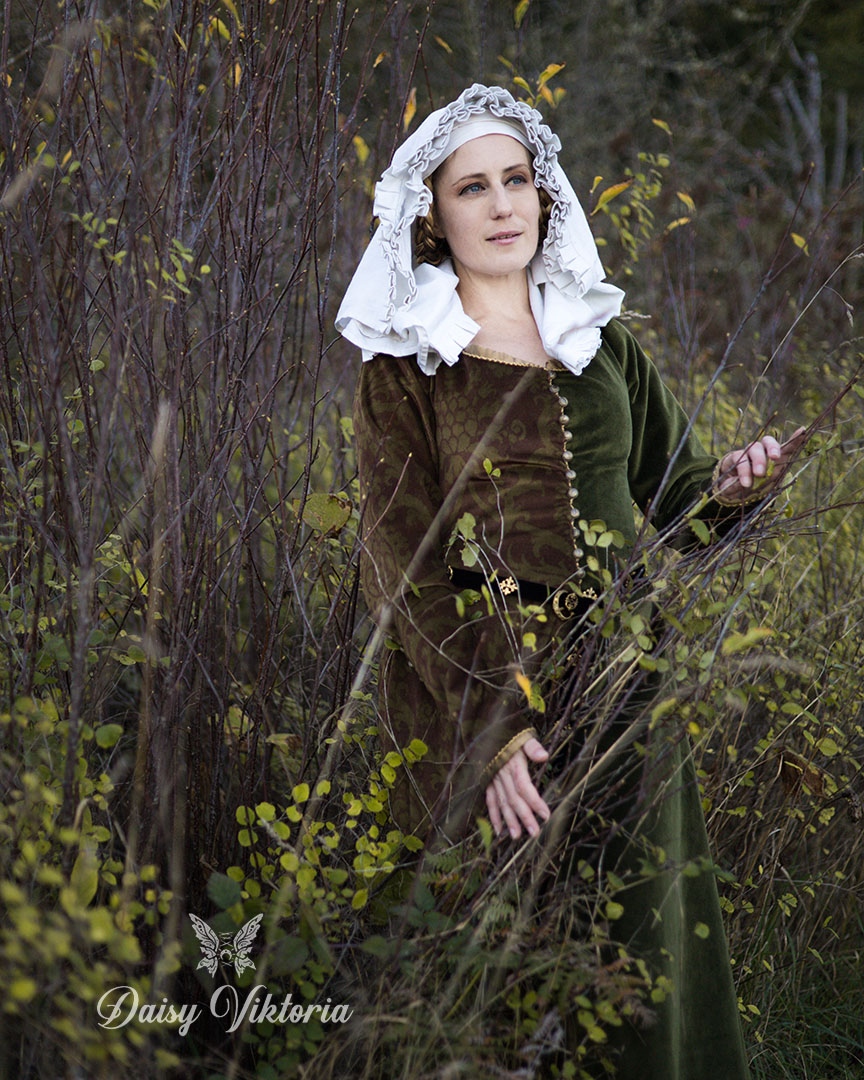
{"left": 413, "top": 180, "right": 553, "bottom": 267}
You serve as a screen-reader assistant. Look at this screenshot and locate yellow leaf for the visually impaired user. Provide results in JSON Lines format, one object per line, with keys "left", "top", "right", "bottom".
{"left": 220, "top": 0, "right": 243, "bottom": 30}
{"left": 721, "top": 626, "right": 774, "bottom": 655}
{"left": 403, "top": 87, "right": 417, "bottom": 131}
{"left": 373, "top": 52, "right": 387, "bottom": 68}
{"left": 434, "top": 36, "right": 452, "bottom": 54}
{"left": 513, "top": 76, "right": 532, "bottom": 96}
{"left": 515, "top": 671, "right": 532, "bottom": 702}
{"left": 10, "top": 977, "right": 37, "bottom": 1003}
{"left": 353, "top": 135, "right": 369, "bottom": 166}
{"left": 208, "top": 16, "right": 231, "bottom": 42}
{"left": 590, "top": 175, "right": 603, "bottom": 194}
{"left": 514, "top": 0, "right": 531, "bottom": 29}
{"left": 791, "top": 232, "right": 810, "bottom": 255}
{"left": 677, "top": 191, "right": 696, "bottom": 213}
{"left": 590, "top": 178, "right": 634, "bottom": 216}
{"left": 652, "top": 118, "right": 672, "bottom": 135}
{"left": 663, "top": 216, "right": 691, "bottom": 233}
{"left": 538, "top": 63, "right": 564, "bottom": 88}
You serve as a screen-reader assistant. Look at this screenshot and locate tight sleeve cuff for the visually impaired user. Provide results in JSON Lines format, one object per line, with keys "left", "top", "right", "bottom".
{"left": 482, "top": 727, "right": 537, "bottom": 783}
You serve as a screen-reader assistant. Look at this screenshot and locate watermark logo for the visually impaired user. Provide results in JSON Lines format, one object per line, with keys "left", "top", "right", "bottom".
{"left": 189, "top": 911, "right": 263, "bottom": 978}
{"left": 94, "top": 911, "right": 353, "bottom": 1036}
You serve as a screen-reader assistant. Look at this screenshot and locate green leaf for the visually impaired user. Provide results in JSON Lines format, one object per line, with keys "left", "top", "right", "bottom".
{"left": 690, "top": 518, "right": 711, "bottom": 546}
{"left": 292, "top": 493, "right": 352, "bottom": 536}
{"left": 95, "top": 723, "right": 123, "bottom": 748}
{"left": 68, "top": 844, "right": 99, "bottom": 908}
{"left": 361, "top": 934, "right": 399, "bottom": 958}
{"left": 269, "top": 936, "right": 309, "bottom": 976}
{"left": 816, "top": 737, "right": 841, "bottom": 758}
{"left": 207, "top": 872, "right": 243, "bottom": 909}
{"left": 296, "top": 866, "right": 316, "bottom": 889}
{"left": 454, "top": 511, "right": 476, "bottom": 539}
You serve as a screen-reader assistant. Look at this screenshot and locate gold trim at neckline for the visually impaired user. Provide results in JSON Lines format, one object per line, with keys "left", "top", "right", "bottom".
{"left": 461, "top": 346, "right": 564, "bottom": 371}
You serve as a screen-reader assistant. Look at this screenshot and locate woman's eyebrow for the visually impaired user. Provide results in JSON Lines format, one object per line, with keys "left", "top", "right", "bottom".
{"left": 448, "top": 163, "right": 531, "bottom": 187}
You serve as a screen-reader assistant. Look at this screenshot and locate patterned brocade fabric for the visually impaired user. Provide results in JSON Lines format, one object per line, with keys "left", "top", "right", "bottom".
{"left": 353, "top": 319, "right": 726, "bottom": 838}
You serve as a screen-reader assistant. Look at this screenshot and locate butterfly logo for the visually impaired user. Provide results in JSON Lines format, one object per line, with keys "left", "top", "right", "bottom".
{"left": 189, "top": 912, "right": 264, "bottom": 978}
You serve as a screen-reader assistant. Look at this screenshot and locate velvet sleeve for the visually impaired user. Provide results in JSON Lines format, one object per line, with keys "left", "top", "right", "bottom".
{"left": 607, "top": 322, "right": 737, "bottom": 538}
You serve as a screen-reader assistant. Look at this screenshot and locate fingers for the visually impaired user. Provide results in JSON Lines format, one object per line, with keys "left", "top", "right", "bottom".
{"left": 731, "top": 436, "right": 779, "bottom": 489}
{"left": 718, "top": 428, "right": 806, "bottom": 500}
{"left": 485, "top": 784, "right": 503, "bottom": 837}
{"left": 486, "top": 744, "right": 551, "bottom": 840}
{"left": 521, "top": 736, "right": 550, "bottom": 764}
{"left": 781, "top": 426, "right": 809, "bottom": 456}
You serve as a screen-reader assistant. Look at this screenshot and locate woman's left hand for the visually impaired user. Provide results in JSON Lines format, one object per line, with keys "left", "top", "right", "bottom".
{"left": 715, "top": 426, "right": 807, "bottom": 503}
{"left": 486, "top": 737, "right": 551, "bottom": 840}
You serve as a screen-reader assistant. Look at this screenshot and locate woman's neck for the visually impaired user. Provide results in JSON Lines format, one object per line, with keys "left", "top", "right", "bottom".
{"left": 455, "top": 268, "right": 549, "bottom": 367}
{"left": 455, "top": 267, "right": 533, "bottom": 327}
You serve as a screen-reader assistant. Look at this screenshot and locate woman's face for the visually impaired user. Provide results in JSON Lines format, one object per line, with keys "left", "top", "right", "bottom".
{"left": 431, "top": 133, "right": 540, "bottom": 287}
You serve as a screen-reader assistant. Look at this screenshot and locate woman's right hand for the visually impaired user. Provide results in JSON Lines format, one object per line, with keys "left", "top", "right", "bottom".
{"left": 485, "top": 737, "right": 551, "bottom": 840}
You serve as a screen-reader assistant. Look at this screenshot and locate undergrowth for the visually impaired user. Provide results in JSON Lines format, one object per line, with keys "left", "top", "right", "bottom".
{"left": 0, "top": 2, "right": 862, "bottom": 1078}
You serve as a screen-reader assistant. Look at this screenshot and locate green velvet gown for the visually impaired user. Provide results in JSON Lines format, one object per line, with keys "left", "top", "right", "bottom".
{"left": 353, "top": 319, "right": 751, "bottom": 1079}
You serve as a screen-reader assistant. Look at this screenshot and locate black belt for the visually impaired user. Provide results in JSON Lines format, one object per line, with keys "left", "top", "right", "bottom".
{"left": 448, "top": 567, "right": 595, "bottom": 622}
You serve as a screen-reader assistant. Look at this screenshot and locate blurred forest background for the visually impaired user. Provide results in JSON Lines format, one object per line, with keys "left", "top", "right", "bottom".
{"left": 0, "top": 0, "right": 862, "bottom": 1077}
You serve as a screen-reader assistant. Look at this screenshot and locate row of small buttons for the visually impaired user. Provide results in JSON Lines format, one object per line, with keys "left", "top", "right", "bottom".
{"left": 552, "top": 380, "right": 586, "bottom": 579}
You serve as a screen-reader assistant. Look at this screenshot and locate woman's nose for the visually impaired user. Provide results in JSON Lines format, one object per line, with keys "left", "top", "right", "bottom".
{"left": 490, "top": 183, "right": 514, "bottom": 216}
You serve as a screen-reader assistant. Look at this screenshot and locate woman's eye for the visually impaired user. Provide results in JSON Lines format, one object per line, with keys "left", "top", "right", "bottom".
{"left": 459, "top": 182, "right": 484, "bottom": 195}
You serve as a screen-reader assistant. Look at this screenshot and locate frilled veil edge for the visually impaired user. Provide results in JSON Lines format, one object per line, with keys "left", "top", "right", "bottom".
{"left": 335, "top": 83, "right": 625, "bottom": 377}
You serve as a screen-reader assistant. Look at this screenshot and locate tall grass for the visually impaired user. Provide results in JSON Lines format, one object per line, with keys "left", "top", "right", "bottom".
{"left": 0, "top": 2, "right": 862, "bottom": 1077}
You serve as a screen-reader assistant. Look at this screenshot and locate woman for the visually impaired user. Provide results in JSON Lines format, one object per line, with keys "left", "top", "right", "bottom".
{"left": 337, "top": 84, "right": 802, "bottom": 1078}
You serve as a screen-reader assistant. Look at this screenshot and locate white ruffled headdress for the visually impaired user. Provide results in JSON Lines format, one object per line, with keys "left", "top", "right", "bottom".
{"left": 336, "top": 83, "right": 624, "bottom": 376}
